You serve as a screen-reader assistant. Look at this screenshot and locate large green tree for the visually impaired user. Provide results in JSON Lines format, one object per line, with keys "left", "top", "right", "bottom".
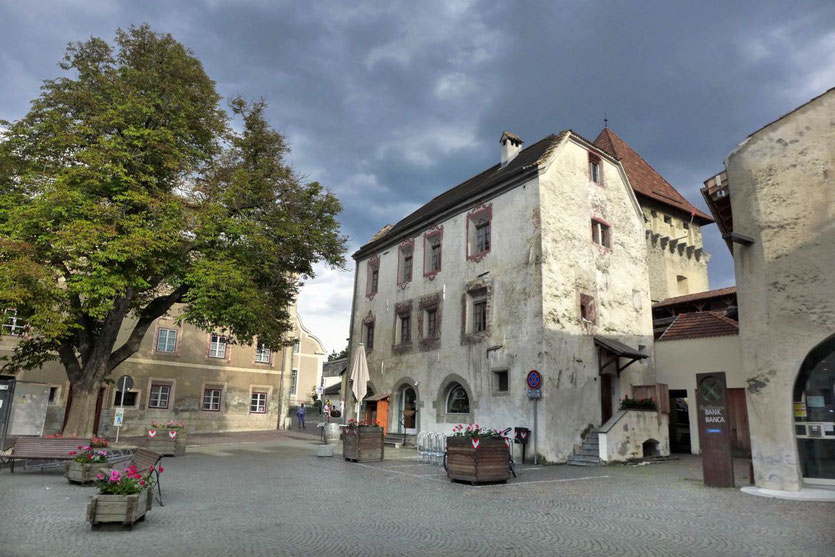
{"left": 0, "top": 26, "right": 345, "bottom": 436}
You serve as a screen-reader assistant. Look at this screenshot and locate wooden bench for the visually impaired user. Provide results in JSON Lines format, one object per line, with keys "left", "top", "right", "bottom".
{"left": 106, "top": 448, "right": 165, "bottom": 506}
{"left": 4, "top": 438, "right": 90, "bottom": 473}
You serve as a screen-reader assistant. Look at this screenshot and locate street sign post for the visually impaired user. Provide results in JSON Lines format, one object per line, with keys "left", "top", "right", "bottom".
{"left": 114, "top": 375, "right": 134, "bottom": 444}
{"left": 526, "top": 370, "right": 543, "bottom": 464}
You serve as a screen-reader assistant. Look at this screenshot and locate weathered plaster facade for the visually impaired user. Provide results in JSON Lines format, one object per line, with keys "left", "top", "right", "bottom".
{"left": 706, "top": 88, "right": 835, "bottom": 490}
{"left": 350, "top": 132, "right": 656, "bottom": 462}
{"left": 1, "top": 304, "right": 326, "bottom": 436}
{"left": 288, "top": 314, "right": 327, "bottom": 407}
{"left": 655, "top": 333, "right": 744, "bottom": 454}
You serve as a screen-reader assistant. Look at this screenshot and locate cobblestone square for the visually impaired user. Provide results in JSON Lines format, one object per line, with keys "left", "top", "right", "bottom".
{"left": 1, "top": 432, "right": 833, "bottom": 556}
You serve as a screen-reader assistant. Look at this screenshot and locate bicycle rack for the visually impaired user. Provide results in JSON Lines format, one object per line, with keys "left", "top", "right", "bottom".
{"left": 415, "top": 432, "right": 447, "bottom": 466}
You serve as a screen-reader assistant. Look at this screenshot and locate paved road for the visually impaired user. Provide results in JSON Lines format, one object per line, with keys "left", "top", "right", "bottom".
{"left": 1, "top": 433, "right": 833, "bottom": 556}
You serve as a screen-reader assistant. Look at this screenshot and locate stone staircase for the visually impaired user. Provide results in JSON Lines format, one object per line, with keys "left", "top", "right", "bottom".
{"left": 384, "top": 432, "right": 416, "bottom": 448}
{"left": 566, "top": 430, "right": 601, "bottom": 467}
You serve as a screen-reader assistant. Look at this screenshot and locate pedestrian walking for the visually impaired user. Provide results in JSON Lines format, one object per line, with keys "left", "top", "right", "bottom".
{"left": 297, "top": 403, "right": 306, "bottom": 429}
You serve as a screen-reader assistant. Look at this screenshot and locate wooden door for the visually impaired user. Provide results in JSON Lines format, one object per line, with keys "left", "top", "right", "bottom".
{"left": 377, "top": 399, "right": 389, "bottom": 435}
{"left": 727, "top": 388, "right": 751, "bottom": 457}
{"left": 601, "top": 375, "right": 613, "bottom": 424}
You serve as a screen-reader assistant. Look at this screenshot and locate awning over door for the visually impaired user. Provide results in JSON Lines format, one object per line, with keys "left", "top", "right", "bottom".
{"left": 594, "top": 336, "right": 649, "bottom": 376}
{"left": 364, "top": 393, "right": 390, "bottom": 402}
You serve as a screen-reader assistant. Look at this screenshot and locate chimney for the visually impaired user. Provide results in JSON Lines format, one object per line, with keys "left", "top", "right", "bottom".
{"left": 500, "top": 131, "right": 523, "bottom": 167}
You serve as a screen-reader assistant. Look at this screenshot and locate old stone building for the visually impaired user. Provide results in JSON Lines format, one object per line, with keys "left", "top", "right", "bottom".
{"left": 702, "top": 88, "right": 835, "bottom": 490}
{"left": 348, "top": 128, "right": 707, "bottom": 462}
{"left": 1, "top": 303, "right": 325, "bottom": 437}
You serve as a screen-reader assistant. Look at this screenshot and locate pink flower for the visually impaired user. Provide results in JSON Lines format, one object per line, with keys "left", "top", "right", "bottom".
{"left": 158, "top": 466, "right": 164, "bottom": 473}
{"left": 69, "top": 451, "right": 77, "bottom": 456}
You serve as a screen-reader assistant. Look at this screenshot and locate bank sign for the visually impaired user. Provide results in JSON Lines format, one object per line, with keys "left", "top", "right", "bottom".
{"left": 696, "top": 372, "right": 734, "bottom": 487}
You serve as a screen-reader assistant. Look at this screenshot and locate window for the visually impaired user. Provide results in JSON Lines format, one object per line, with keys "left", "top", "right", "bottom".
{"left": 156, "top": 328, "right": 177, "bottom": 353}
{"left": 683, "top": 221, "right": 690, "bottom": 230}
{"left": 48, "top": 387, "right": 58, "bottom": 403}
{"left": 365, "top": 322, "right": 375, "bottom": 350}
{"left": 589, "top": 153, "right": 602, "bottom": 185}
{"left": 446, "top": 384, "right": 470, "bottom": 414}
{"left": 426, "top": 308, "right": 439, "bottom": 339}
{"left": 149, "top": 383, "right": 171, "bottom": 409}
{"left": 113, "top": 390, "right": 137, "bottom": 407}
{"left": 2, "top": 309, "right": 25, "bottom": 336}
{"left": 293, "top": 339, "right": 300, "bottom": 353}
{"left": 580, "top": 294, "right": 596, "bottom": 325}
{"left": 399, "top": 314, "right": 411, "bottom": 344}
{"left": 203, "top": 388, "right": 221, "bottom": 412}
{"left": 493, "top": 370, "right": 509, "bottom": 394}
{"left": 663, "top": 215, "right": 672, "bottom": 224}
{"left": 209, "top": 334, "right": 227, "bottom": 359}
{"left": 466, "top": 205, "right": 492, "bottom": 261}
{"left": 677, "top": 275, "right": 689, "bottom": 296}
{"left": 591, "top": 219, "right": 611, "bottom": 249}
{"left": 366, "top": 256, "right": 380, "bottom": 297}
{"left": 250, "top": 391, "right": 267, "bottom": 413}
{"left": 473, "top": 300, "right": 488, "bottom": 333}
{"left": 398, "top": 241, "right": 414, "bottom": 285}
{"left": 255, "top": 342, "right": 271, "bottom": 363}
{"left": 424, "top": 229, "right": 443, "bottom": 277}
{"left": 290, "top": 370, "right": 298, "bottom": 395}
{"left": 475, "top": 222, "right": 490, "bottom": 253}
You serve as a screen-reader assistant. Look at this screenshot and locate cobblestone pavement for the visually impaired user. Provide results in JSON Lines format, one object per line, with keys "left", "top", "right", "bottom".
{"left": 1, "top": 434, "right": 833, "bottom": 557}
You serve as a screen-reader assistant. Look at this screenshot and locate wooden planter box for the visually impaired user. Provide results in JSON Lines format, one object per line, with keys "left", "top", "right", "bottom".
{"left": 86, "top": 488, "right": 153, "bottom": 528}
{"left": 446, "top": 436, "right": 510, "bottom": 484}
{"left": 65, "top": 460, "right": 110, "bottom": 485}
{"left": 343, "top": 426, "right": 384, "bottom": 462}
{"left": 146, "top": 428, "right": 187, "bottom": 457}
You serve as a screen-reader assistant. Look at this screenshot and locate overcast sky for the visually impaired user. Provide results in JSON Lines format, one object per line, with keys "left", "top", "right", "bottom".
{"left": 2, "top": 1, "right": 833, "bottom": 353}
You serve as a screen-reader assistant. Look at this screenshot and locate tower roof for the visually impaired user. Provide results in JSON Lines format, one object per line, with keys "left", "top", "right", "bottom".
{"left": 594, "top": 128, "right": 714, "bottom": 224}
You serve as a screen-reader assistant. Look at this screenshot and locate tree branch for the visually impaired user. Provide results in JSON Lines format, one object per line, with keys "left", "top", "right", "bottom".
{"left": 106, "top": 284, "right": 189, "bottom": 373}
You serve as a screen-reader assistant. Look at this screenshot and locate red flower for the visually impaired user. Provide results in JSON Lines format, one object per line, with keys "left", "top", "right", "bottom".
{"left": 158, "top": 466, "right": 164, "bottom": 473}
{"left": 68, "top": 451, "right": 76, "bottom": 456}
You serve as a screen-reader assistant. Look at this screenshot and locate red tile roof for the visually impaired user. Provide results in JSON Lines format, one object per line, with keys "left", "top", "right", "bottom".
{"left": 594, "top": 128, "right": 714, "bottom": 223}
{"left": 658, "top": 311, "right": 739, "bottom": 341}
{"left": 653, "top": 286, "right": 737, "bottom": 308}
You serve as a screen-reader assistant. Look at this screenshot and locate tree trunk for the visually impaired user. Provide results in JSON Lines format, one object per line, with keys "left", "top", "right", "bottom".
{"left": 62, "top": 377, "right": 103, "bottom": 438}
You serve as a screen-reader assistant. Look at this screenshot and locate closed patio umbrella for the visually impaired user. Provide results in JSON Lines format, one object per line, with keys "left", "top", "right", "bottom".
{"left": 349, "top": 343, "right": 369, "bottom": 422}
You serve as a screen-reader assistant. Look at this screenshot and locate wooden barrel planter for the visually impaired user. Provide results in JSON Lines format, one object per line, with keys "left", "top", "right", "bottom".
{"left": 146, "top": 428, "right": 187, "bottom": 457}
{"left": 446, "top": 436, "right": 510, "bottom": 484}
{"left": 343, "top": 426, "right": 384, "bottom": 462}
{"left": 65, "top": 460, "right": 110, "bottom": 485}
{"left": 87, "top": 488, "right": 153, "bottom": 529}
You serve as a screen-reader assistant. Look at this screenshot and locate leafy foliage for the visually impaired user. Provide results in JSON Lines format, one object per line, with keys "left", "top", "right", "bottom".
{"left": 0, "top": 25, "right": 345, "bottom": 433}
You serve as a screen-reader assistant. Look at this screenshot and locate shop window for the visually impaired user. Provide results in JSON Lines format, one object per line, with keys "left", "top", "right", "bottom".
{"left": 209, "top": 334, "right": 227, "bottom": 359}
{"left": 250, "top": 391, "right": 268, "bottom": 413}
{"left": 156, "top": 328, "right": 177, "bottom": 353}
{"left": 202, "top": 388, "right": 221, "bottom": 412}
{"left": 592, "top": 219, "right": 611, "bottom": 249}
{"left": 148, "top": 383, "right": 171, "bottom": 409}
{"left": 446, "top": 384, "right": 470, "bottom": 414}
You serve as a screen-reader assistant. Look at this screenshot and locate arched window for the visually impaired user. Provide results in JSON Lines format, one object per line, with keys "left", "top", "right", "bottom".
{"left": 446, "top": 384, "right": 470, "bottom": 414}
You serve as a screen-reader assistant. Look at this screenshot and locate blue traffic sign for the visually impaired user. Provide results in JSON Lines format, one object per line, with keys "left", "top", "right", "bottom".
{"left": 526, "top": 370, "right": 542, "bottom": 390}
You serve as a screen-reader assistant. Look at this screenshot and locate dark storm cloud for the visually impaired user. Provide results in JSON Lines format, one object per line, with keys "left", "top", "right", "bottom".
{"left": 2, "top": 0, "right": 833, "bottom": 349}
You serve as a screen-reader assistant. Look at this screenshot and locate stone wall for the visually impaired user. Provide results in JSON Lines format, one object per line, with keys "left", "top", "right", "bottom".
{"left": 726, "top": 89, "right": 835, "bottom": 490}
{"left": 598, "top": 409, "right": 670, "bottom": 463}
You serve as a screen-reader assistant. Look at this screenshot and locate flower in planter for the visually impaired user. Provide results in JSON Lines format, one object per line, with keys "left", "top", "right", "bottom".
{"left": 151, "top": 420, "right": 187, "bottom": 430}
{"left": 91, "top": 436, "right": 109, "bottom": 448}
{"left": 95, "top": 464, "right": 160, "bottom": 495}
{"left": 450, "top": 424, "right": 504, "bottom": 439}
{"left": 69, "top": 446, "right": 108, "bottom": 464}
{"left": 618, "top": 395, "right": 658, "bottom": 411}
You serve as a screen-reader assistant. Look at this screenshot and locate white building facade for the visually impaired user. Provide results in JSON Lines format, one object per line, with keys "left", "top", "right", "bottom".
{"left": 349, "top": 131, "right": 659, "bottom": 463}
